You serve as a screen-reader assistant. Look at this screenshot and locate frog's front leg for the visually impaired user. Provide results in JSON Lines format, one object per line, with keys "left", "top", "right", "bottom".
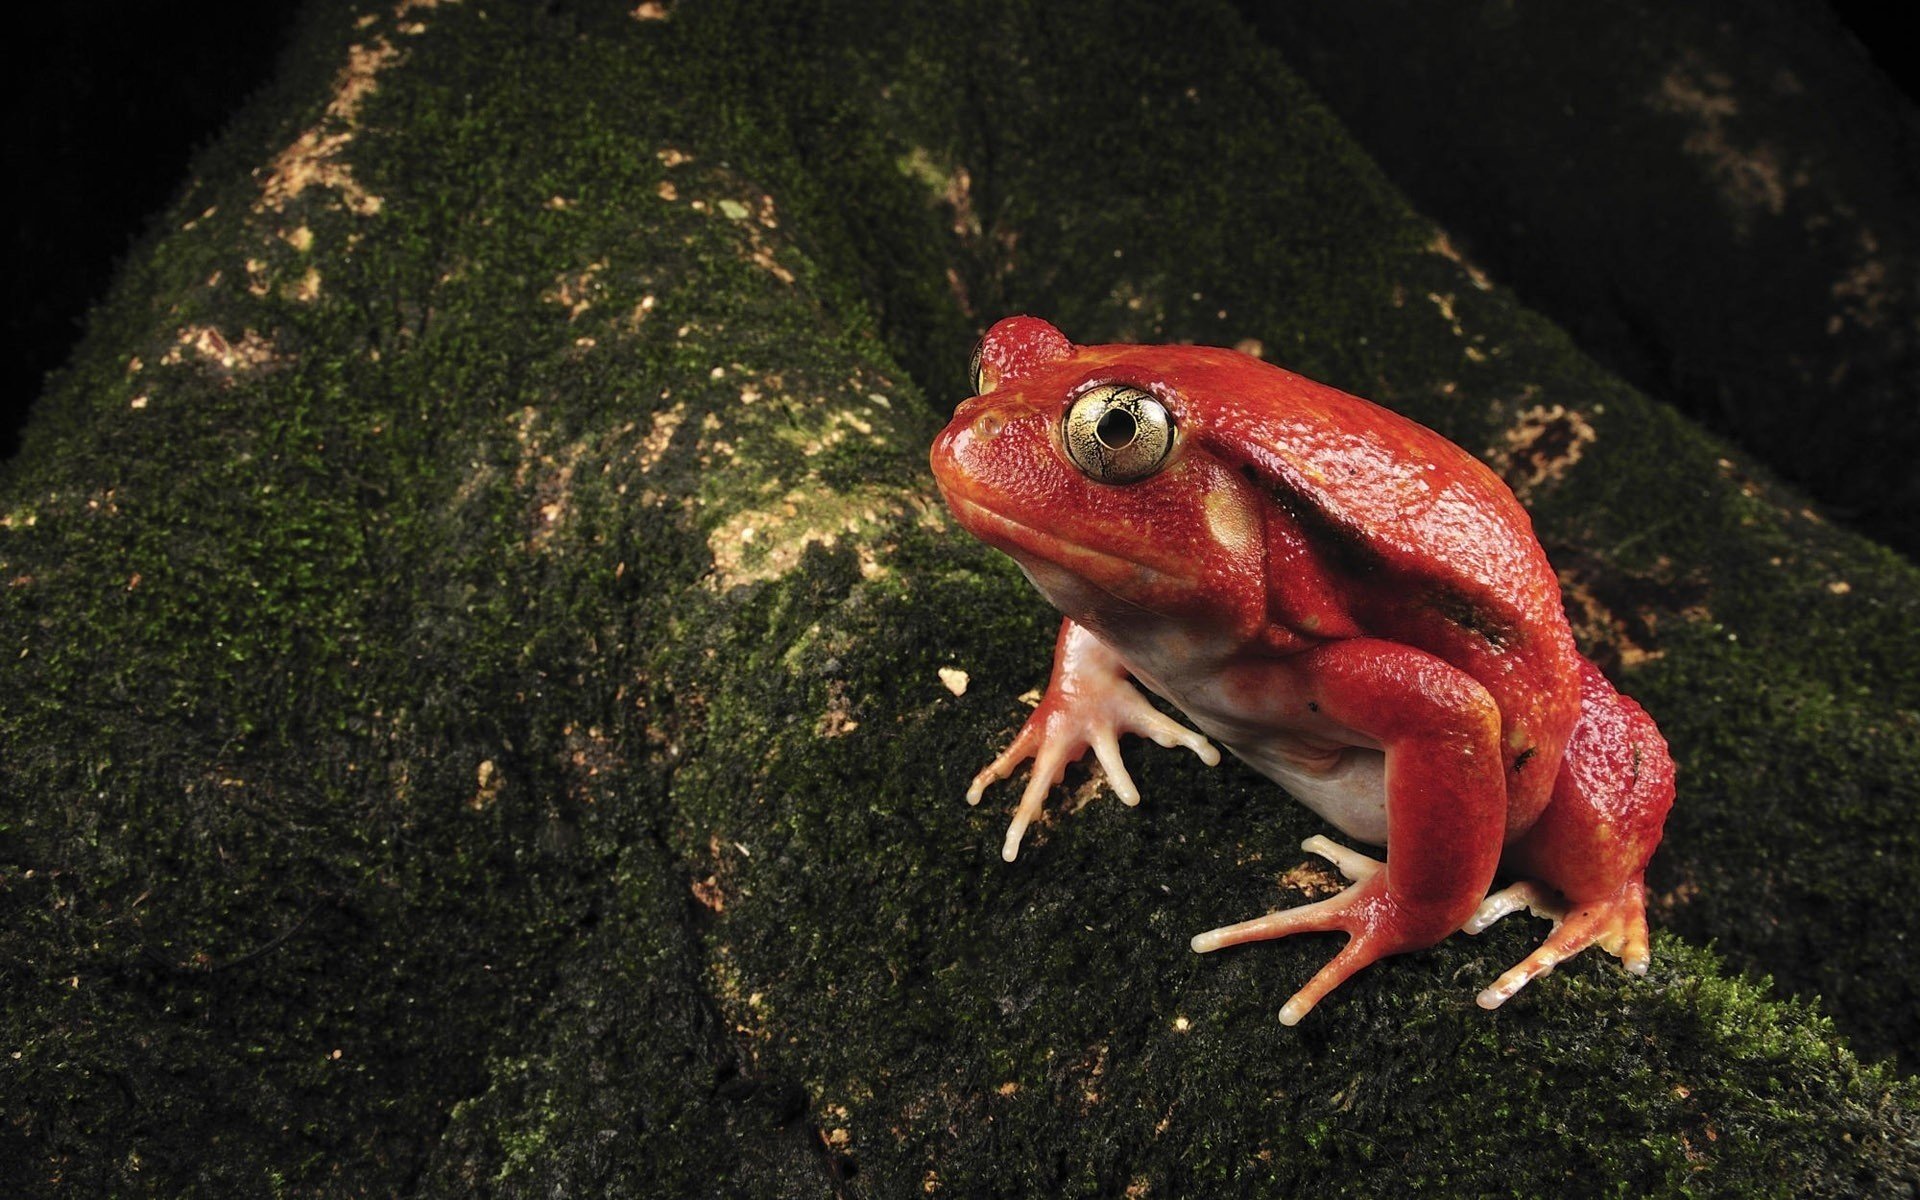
{"left": 972, "top": 617, "right": 1220, "bottom": 861}
{"left": 1190, "top": 639, "right": 1506, "bottom": 1024}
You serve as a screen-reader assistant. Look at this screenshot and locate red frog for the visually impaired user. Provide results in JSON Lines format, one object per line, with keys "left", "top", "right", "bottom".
{"left": 930, "top": 315, "right": 1675, "bottom": 1024}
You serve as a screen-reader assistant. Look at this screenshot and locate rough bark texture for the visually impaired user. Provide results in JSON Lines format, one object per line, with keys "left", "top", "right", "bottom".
{"left": 1238, "top": 0, "right": 1920, "bottom": 558}
{"left": 2, "top": 1, "right": 1917, "bottom": 1196}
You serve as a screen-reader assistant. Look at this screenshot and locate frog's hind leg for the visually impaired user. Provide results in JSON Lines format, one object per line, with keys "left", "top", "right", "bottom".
{"left": 1467, "top": 877, "right": 1650, "bottom": 1009}
{"left": 1473, "top": 657, "right": 1674, "bottom": 1009}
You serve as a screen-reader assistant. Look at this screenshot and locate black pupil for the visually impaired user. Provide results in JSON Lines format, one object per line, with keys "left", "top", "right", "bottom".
{"left": 1095, "top": 406, "right": 1137, "bottom": 450}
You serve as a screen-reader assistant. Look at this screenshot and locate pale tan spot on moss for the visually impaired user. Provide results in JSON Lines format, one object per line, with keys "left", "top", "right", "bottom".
{"left": 544, "top": 260, "right": 605, "bottom": 319}
{"left": 1487, "top": 403, "right": 1596, "bottom": 500}
{"left": 633, "top": 402, "right": 686, "bottom": 472}
{"left": 625, "top": 294, "right": 657, "bottom": 330}
{"left": 256, "top": 37, "right": 402, "bottom": 217}
{"left": 750, "top": 243, "right": 795, "bottom": 284}
{"left": 281, "top": 225, "right": 314, "bottom": 251}
{"left": 161, "top": 325, "right": 285, "bottom": 379}
{"left": 656, "top": 147, "right": 692, "bottom": 167}
{"left": 706, "top": 486, "right": 919, "bottom": 589}
{"left": 690, "top": 875, "right": 725, "bottom": 911}
{"left": 1559, "top": 576, "right": 1663, "bottom": 669}
{"left": 816, "top": 679, "right": 860, "bottom": 738}
{"left": 470, "top": 759, "right": 501, "bottom": 811}
{"left": 1428, "top": 230, "right": 1493, "bottom": 290}
{"left": 632, "top": 1, "right": 669, "bottom": 18}
{"left": 1652, "top": 56, "right": 1789, "bottom": 223}
{"left": 656, "top": 180, "right": 679, "bottom": 202}
{"left": 289, "top": 266, "right": 323, "bottom": 303}
{"left": 938, "top": 667, "right": 969, "bottom": 696}
{"left": 525, "top": 436, "right": 593, "bottom": 553}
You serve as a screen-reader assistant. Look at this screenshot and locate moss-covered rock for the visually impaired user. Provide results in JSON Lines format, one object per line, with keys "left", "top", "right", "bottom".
{"left": 1237, "top": 0, "right": 1920, "bottom": 559}
{"left": 3, "top": 0, "right": 1917, "bottom": 1195}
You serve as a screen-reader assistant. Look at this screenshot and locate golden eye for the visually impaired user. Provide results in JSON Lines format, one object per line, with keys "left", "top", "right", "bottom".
{"left": 1063, "top": 384, "right": 1174, "bottom": 483}
{"left": 968, "top": 337, "right": 987, "bottom": 394}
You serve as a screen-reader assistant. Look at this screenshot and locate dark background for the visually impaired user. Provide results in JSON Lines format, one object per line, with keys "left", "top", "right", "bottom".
{"left": 6, "top": 0, "right": 1914, "bottom": 471}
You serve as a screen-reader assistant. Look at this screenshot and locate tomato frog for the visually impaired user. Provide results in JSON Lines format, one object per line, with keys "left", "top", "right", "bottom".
{"left": 930, "top": 315, "right": 1675, "bottom": 1024}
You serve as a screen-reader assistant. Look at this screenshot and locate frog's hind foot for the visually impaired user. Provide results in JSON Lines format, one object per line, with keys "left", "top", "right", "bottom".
{"left": 1467, "top": 876, "right": 1651, "bottom": 1010}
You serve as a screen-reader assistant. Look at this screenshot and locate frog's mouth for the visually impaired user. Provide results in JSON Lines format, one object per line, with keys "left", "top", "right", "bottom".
{"left": 939, "top": 489, "right": 1200, "bottom": 597}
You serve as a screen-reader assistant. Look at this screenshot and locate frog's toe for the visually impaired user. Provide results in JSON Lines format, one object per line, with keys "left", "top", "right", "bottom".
{"left": 1475, "top": 878, "right": 1651, "bottom": 1009}
{"left": 1462, "top": 880, "right": 1565, "bottom": 934}
{"left": 1188, "top": 889, "right": 1355, "bottom": 955}
{"left": 1000, "top": 742, "right": 1073, "bottom": 861}
{"left": 1301, "top": 834, "right": 1382, "bottom": 883}
{"left": 1090, "top": 732, "right": 1141, "bottom": 806}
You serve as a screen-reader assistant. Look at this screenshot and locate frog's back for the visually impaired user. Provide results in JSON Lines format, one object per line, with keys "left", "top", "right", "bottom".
{"left": 1107, "top": 344, "right": 1584, "bottom": 797}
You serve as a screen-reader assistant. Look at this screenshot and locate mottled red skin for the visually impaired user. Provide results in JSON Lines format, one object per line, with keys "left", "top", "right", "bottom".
{"left": 933, "top": 315, "right": 1675, "bottom": 1016}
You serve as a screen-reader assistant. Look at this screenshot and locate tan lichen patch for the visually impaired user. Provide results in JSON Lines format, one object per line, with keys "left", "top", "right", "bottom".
{"left": 633, "top": 402, "right": 687, "bottom": 472}
{"left": 632, "top": 1, "right": 670, "bottom": 18}
{"left": 255, "top": 36, "right": 409, "bottom": 216}
{"left": 525, "top": 436, "right": 592, "bottom": 553}
{"left": 1652, "top": 56, "right": 1793, "bottom": 224}
{"left": 1068, "top": 1042, "right": 1109, "bottom": 1112}
{"left": 900, "top": 145, "right": 980, "bottom": 240}
{"left": 161, "top": 325, "right": 286, "bottom": 381}
{"left": 1830, "top": 227, "right": 1894, "bottom": 333}
{"left": 1488, "top": 403, "right": 1596, "bottom": 499}
{"left": 816, "top": 678, "right": 860, "bottom": 738}
{"left": 544, "top": 260, "right": 607, "bottom": 319}
{"left": 778, "top": 404, "right": 888, "bottom": 458}
{"left": 1428, "top": 230, "right": 1493, "bottom": 290}
{"left": 690, "top": 874, "right": 725, "bottom": 912}
{"left": 289, "top": 266, "right": 324, "bottom": 302}
{"left": 749, "top": 244, "right": 795, "bottom": 284}
{"left": 1279, "top": 859, "right": 1346, "bottom": 898}
{"left": 562, "top": 721, "right": 621, "bottom": 802}
{"left": 1563, "top": 574, "right": 1659, "bottom": 666}
{"left": 470, "top": 759, "right": 501, "bottom": 811}
{"left": 1557, "top": 546, "right": 1712, "bottom": 673}
{"left": 705, "top": 486, "right": 917, "bottom": 590}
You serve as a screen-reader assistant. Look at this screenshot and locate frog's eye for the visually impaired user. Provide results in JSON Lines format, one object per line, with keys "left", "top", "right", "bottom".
{"left": 1062, "top": 384, "right": 1174, "bottom": 483}
{"left": 968, "top": 337, "right": 987, "bottom": 395}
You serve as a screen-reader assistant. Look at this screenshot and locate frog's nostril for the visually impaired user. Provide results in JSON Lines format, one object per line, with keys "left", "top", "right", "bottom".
{"left": 972, "top": 411, "right": 1005, "bottom": 439}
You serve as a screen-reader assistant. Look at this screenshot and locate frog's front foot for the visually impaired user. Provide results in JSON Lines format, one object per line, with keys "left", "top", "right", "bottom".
{"left": 1465, "top": 876, "right": 1651, "bottom": 1009}
{"left": 1190, "top": 866, "right": 1450, "bottom": 1025}
{"left": 970, "top": 671, "right": 1218, "bottom": 862}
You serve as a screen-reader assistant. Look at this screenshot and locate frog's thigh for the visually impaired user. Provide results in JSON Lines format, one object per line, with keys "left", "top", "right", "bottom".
{"left": 1293, "top": 639, "right": 1507, "bottom": 931}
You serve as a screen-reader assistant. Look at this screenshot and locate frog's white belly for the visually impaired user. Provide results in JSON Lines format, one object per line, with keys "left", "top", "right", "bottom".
{"left": 1123, "top": 650, "right": 1391, "bottom": 848}
{"left": 1225, "top": 739, "right": 1389, "bottom": 847}
{"left": 1014, "top": 560, "right": 1392, "bottom": 846}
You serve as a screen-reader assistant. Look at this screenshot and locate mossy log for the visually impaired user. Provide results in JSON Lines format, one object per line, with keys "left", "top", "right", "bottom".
{"left": 1240, "top": 0, "right": 1920, "bottom": 557}
{"left": 2, "top": 1, "right": 1917, "bottom": 1195}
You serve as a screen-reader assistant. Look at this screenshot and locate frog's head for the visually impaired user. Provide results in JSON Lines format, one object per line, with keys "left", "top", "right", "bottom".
{"left": 931, "top": 316, "right": 1269, "bottom": 641}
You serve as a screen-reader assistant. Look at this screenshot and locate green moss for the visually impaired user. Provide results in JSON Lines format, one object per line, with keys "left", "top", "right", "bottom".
{"left": 3, "top": 0, "right": 1918, "bottom": 1194}
{"left": 696, "top": 0, "right": 1920, "bottom": 1069}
